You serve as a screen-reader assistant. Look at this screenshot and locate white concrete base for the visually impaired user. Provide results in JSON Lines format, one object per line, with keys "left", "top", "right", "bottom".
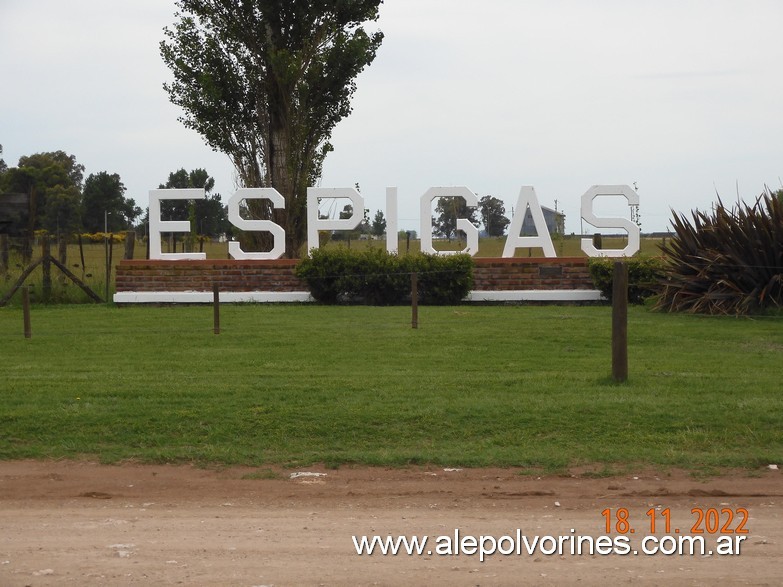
{"left": 113, "top": 291, "right": 314, "bottom": 304}
{"left": 467, "top": 290, "right": 604, "bottom": 302}
{"left": 114, "top": 289, "right": 604, "bottom": 304}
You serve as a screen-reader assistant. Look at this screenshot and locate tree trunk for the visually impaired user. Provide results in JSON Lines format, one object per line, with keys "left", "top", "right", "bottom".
{"left": 269, "top": 125, "right": 299, "bottom": 258}
{"left": 249, "top": 121, "right": 307, "bottom": 259}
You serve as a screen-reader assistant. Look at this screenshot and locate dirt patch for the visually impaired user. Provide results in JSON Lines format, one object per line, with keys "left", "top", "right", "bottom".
{"left": 0, "top": 461, "right": 780, "bottom": 585}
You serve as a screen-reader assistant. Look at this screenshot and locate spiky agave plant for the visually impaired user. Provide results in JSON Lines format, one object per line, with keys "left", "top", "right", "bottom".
{"left": 655, "top": 189, "right": 783, "bottom": 315}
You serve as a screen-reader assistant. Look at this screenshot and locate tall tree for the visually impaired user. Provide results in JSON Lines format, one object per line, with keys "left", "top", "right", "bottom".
{"left": 478, "top": 195, "right": 510, "bottom": 237}
{"left": 433, "top": 197, "right": 479, "bottom": 241}
{"left": 82, "top": 172, "right": 141, "bottom": 232}
{"left": 160, "top": 0, "right": 384, "bottom": 257}
{"left": 0, "top": 144, "right": 7, "bottom": 175}
{"left": 371, "top": 209, "right": 386, "bottom": 237}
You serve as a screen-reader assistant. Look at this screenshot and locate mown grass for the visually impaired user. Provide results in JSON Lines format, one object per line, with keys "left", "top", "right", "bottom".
{"left": 0, "top": 304, "right": 781, "bottom": 470}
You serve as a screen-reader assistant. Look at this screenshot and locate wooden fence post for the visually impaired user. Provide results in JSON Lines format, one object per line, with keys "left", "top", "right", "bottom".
{"left": 105, "top": 233, "right": 114, "bottom": 304}
{"left": 213, "top": 284, "right": 220, "bottom": 335}
{"left": 58, "top": 234, "right": 67, "bottom": 285}
{"left": 78, "top": 233, "right": 86, "bottom": 278}
{"left": 21, "top": 231, "right": 32, "bottom": 263}
{"left": 41, "top": 234, "right": 51, "bottom": 302}
{"left": 124, "top": 231, "right": 136, "bottom": 260}
{"left": 612, "top": 261, "right": 628, "bottom": 382}
{"left": 22, "top": 286, "right": 31, "bottom": 339}
{"left": 411, "top": 271, "right": 419, "bottom": 329}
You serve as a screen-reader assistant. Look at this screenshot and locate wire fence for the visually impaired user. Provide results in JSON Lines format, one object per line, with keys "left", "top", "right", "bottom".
{"left": 1, "top": 233, "right": 782, "bottom": 320}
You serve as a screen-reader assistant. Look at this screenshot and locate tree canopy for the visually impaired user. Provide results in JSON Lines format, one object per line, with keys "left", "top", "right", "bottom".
{"left": 371, "top": 209, "right": 386, "bottom": 237}
{"left": 82, "top": 172, "right": 141, "bottom": 232}
{"left": 478, "top": 195, "right": 510, "bottom": 237}
{"left": 155, "top": 168, "right": 231, "bottom": 238}
{"left": 160, "top": 0, "right": 384, "bottom": 257}
{"left": 433, "top": 197, "right": 479, "bottom": 241}
{"left": 0, "top": 150, "right": 137, "bottom": 238}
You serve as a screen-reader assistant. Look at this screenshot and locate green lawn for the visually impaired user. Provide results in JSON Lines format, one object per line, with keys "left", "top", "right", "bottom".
{"left": 0, "top": 304, "right": 780, "bottom": 471}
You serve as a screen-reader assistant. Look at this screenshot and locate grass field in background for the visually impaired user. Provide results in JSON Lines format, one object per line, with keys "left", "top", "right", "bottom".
{"left": 1, "top": 304, "right": 780, "bottom": 472}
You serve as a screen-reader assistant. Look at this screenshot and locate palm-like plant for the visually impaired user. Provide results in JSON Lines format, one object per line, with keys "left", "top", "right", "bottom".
{"left": 655, "top": 189, "right": 783, "bottom": 315}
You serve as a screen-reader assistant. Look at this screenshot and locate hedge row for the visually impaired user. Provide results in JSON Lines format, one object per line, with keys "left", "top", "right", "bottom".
{"left": 295, "top": 248, "right": 474, "bottom": 305}
{"left": 588, "top": 256, "right": 666, "bottom": 304}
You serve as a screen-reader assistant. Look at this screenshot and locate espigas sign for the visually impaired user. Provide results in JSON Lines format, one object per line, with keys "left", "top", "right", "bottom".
{"left": 148, "top": 184, "right": 640, "bottom": 260}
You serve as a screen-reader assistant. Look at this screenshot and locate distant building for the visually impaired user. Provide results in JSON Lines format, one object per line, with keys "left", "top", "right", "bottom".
{"left": 0, "top": 192, "right": 29, "bottom": 235}
{"left": 521, "top": 205, "right": 565, "bottom": 236}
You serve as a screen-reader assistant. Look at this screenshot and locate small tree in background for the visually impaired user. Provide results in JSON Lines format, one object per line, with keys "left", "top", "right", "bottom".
{"left": 371, "top": 209, "right": 386, "bottom": 237}
{"left": 433, "top": 197, "right": 479, "bottom": 241}
{"left": 656, "top": 189, "right": 783, "bottom": 315}
{"left": 42, "top": 184, "right": 82, "bottom": 235}
{"left": 82, "top": 172, "right": 141, "bottom": 232}
{"left": 478, "top": 195, "right": 510, "bottom": 237}
{"left": 156, "top": 168, "right": 230, "bottom": 235}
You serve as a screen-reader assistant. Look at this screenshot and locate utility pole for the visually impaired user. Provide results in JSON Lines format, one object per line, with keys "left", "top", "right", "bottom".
{"left": 104, "top": 211, "right": 111, "bottom": 304}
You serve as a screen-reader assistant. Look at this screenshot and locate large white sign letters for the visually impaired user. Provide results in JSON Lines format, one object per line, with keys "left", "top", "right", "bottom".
{"left": 148, "top": 184, "right": 641, "bottom": 259}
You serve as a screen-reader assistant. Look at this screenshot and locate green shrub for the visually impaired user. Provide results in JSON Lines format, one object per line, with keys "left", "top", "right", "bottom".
{"left": 654, "top": 190, "right": 783, "bottom": 315}
{"left": 295, "top": 248, "right": 474, "bottom": 305}
{"left": 407, "top": 253, "right": 474, "bottom": 305}
{"left": 294, "top": 247, "right": 351, "bottom": 303}
{"left": 588, "top": 256, "right": 666, "bottom": 304}
{"left": 356, "top": 247, "right": 411, "bottom": 305}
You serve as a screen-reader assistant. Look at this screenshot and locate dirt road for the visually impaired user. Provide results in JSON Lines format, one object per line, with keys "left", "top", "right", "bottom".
{"left": 0, "top": 461, "right": 780, "bottom": 586}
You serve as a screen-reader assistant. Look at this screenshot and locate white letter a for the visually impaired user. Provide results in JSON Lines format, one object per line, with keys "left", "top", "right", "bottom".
{"left": 502, "top": 187, "right": 556, "bottom": 258}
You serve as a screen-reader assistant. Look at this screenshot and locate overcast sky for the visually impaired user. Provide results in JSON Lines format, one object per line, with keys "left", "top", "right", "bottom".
{"left": 2, "top": 0, "right": 782, "bottom": 234}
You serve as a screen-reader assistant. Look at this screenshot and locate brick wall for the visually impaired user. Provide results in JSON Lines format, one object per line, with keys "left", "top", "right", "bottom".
{"left": 115, "top": 259, "right": 306, "bottom": 292}
{"left": 115, "top": 257, "right": 593, "bottom": 293}
{"left": 472, "top": 257, "right": 593, "bottom": 290}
